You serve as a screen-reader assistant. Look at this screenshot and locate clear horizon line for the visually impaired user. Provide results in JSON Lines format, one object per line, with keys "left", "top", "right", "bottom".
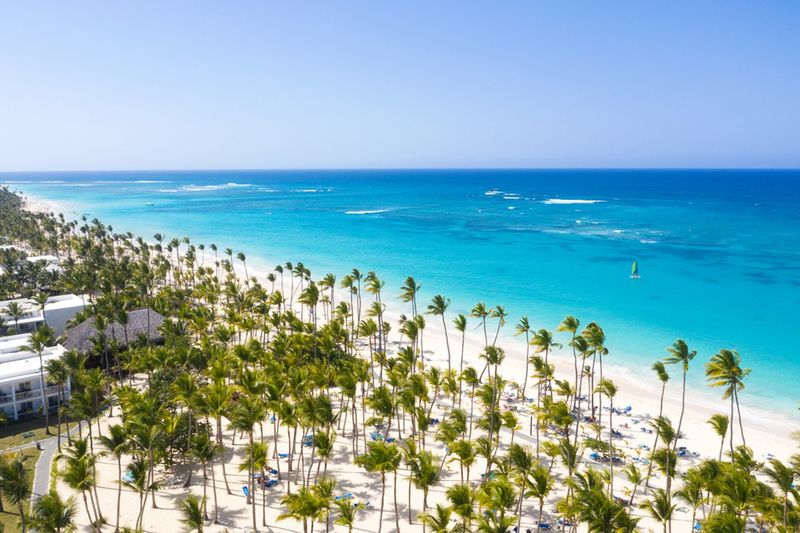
{"left": 1, "top": 166, "right": 800, "bottom": 174}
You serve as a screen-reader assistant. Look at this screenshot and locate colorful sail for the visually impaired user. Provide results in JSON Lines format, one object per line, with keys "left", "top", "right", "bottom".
{"left": 631, "top": 260, "right": 639, "bottom": 277}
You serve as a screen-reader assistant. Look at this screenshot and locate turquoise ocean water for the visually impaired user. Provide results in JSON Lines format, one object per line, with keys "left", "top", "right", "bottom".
{"left": 3, "top": 170, "right": 799, "bottom": 413}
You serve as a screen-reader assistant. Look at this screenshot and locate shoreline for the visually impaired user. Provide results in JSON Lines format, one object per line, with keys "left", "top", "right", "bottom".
{"left": 10, "top": 188, "right": 800, "bottom": 532}
{"left": 18, "top": 187, "right": 800, "bottom": 445}
{"left": 204, "top": 247, "right": 800, "bottom": 458}
{"left": 20, "top": 187, "right": 800, "bottom": 439}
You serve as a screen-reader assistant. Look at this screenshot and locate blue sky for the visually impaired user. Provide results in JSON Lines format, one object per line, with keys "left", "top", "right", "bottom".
{"left": 1, "top": 1, "right": 798, "bottom": 170}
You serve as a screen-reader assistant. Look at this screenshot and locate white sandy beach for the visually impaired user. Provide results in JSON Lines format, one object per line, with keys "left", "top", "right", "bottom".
{"left": 21, "top": 195, "right": 800, "bottom": 532}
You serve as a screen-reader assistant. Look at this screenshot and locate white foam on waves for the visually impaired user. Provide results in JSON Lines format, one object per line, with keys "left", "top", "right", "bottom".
{"left": 544, "top": 198, "right": 605, "bottom": 205}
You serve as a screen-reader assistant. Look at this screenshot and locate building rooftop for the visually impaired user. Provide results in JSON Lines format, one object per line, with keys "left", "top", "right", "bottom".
{"left": 63, "top": 307, "right": 165, "bottom": 353}
{"left": 0, "top": 344, "right": 65, "bottom": 385}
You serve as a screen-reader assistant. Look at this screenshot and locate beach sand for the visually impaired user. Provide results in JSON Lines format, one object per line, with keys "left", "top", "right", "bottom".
{"left": 42, "top": 228, "right": 800, "bottom": 533}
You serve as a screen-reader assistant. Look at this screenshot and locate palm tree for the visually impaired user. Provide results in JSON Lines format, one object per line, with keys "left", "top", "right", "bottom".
{"left": 527, "top": 463, "right": 554, "bottom": 532}
{"left": 447, "top": 483, "right": 477, "bottom": 531}
{"left": 453, "top": 314, "right": 467, "bottom": 406}
{"left": 594, "top": 378, "right": 617, "bottom": 497}
{"left": 514, "top": 316, "right": 532, "bottom": 400}
{"left": 645, "top": 361, "right": 670, "bottom": 488}
{"left": 470, "top": 302, "right": 490, "bottom": 347}
{"left": 60, "top": 449, "right": 100, "bottom": 530}
{"left": 426, "top": 295, "right": 451, "bottom": 372}
{"left": 0, "top": 458, "right": 32, "bottom": 533}
{"left": 418, "top": 504, "right": 452, "bottom": 533}
{"left": 622, "top": 463, "right": 643, "bottom": 506}
{"left": 490, "top": 305, "right": 507, "bottom": 346}
{"left": 98, "top": 424, "right": 127, "bottom": 532}
{"left": 409, "top": 449, "right": 441, "bottom": 531}
{"left": 178, "top": 493, "right": 206, "bottom": 533}
{"left": 230, "top": 395, "right": 265, "bottom": 533}
{"left": 763, "top": 458, "right": 795, "bottom": 528}
{"left": 33, "top": 291, "right": 50, "bottom": 327}
{"left": 705, "top": 349, "right": 751, "bottom": 457}
{"left": 639, "top": 489, "right": 675, "bottom": 533}
{"left": 29, "top": 489, "right": 77, "bottom": 533}
{"left": 334, "top": 499, "right": 363, "bottom": 533}
{"left": 190, "top": 431, "right": 221, "bottom": 523}
{"left": 43, "top": 357, "right": 70, "bottom": 451}
{"left": 707, "top": 413, "right": 729, "bottom": 461}
{"left": 663, "top": 339, "right": 696, "bottom": 450}
{"left": 557, "top": 315, "right": 580, "bottom": 408}
{"left": 24, "top": 324, "right": 56, "bottom": 432}
{"left": 236, "top": 252, "right": 248, "bottom": 282}
{"left": 356, "top": 441, "right": 401, "bottom": 533}
{"left": 3, "top": 300, "right": 25, "bottom": 332}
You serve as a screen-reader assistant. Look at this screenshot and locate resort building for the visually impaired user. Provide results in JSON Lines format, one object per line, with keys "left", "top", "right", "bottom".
{"left": 0, "top": 333, "right": 70, "bottom": 421}
{"left": 0, "top": 293, "right": 86, "bottom": 336}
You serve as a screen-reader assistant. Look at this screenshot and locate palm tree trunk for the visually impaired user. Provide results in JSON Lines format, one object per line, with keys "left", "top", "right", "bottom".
{"left": 218, "top": 417, "right": 232, "bottom": 494}
{"left": 378, "top": 473, "right": 386, "bottom": 533}
{"left": 210, "top": 451, "right": 219, "bottom": 524}
{"left": 734, "top": 387, "right": 746, "bottom": 447}
{"left": 38, "top": 351, "right": 51, "bottom": 433}
{"left": 116, "top": 457, "right": 122, "bottom": 532}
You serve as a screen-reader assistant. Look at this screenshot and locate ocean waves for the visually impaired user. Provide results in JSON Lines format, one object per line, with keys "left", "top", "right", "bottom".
{"left": 344, "top": 209, "right": 389, "bottom": 215}
{"left": 544, "top": 198, "right": 605, "bottom": 205}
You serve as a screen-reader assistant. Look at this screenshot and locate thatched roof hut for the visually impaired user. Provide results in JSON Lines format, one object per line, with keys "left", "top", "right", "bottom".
{"left": 63, "top": 308, "right": 165, "bottom": 353}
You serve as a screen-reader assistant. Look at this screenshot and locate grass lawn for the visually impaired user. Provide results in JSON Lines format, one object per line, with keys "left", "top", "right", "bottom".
{"left": 0, "top": 447, "right": 41, "bottom": 532}
{"left": 0, "top": 417, "right": 79, "bottom": 451}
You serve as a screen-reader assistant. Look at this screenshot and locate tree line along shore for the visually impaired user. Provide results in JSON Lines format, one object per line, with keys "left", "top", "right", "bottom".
{"left": 0, "top": 185, "right": 798, "bottom": 533}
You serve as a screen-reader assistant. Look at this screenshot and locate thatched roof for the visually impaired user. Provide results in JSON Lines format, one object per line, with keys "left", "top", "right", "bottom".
{"left": 63, "top": 307, "right": 165, "bottom": 353}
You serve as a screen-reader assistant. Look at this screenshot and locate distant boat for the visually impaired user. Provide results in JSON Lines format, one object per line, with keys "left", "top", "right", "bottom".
{"left": 631, "top": 260, "right": 640, "bottom": 279}
{"left": 145, "top": 202, "right": 155, "bottom": 206}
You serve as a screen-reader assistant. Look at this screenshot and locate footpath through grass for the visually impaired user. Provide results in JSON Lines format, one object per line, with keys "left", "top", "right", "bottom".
{"left": 0, "top": 418, "right": 78, "bottom": 450}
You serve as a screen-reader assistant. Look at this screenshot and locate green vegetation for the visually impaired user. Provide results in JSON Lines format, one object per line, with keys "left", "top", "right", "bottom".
{"left": 0, "top": 186, "right": 798, "bottom": 532}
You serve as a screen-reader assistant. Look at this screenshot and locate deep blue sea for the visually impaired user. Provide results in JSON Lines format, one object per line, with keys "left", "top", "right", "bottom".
{"left": 4, "top": 169, "right": 799, "bottom": 412}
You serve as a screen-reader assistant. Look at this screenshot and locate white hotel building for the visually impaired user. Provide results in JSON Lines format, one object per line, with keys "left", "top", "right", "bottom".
{"left": 0, "top": 294, "right": 85, "bottom": 421}
{"left": 0, "top": 333, "right": 70, "bottom": 420}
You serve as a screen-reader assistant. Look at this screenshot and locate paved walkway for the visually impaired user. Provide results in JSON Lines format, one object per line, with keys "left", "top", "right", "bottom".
{"left": 25, "top": 424, "right": 82, "bottom": 510}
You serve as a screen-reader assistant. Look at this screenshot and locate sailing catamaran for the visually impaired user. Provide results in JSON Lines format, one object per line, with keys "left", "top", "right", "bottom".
{"left": 631, "top": 260, "right": 640, "bottom": 279}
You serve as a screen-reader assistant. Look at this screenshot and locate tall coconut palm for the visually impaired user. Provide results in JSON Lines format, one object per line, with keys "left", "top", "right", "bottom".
{"left": 409, "top": 449, "right": 441, "bottom": 531}
{"left": 645, "top": 361, "right": 670, "bottom": 488}
{"left": 705, "top": 349, "right": 750, "bottom": 456}
{"left": 3, "top": 300, "right": 25, "bottom": 332}
{"left": 0, "top": 457, "right": 32, "bottom": 533}
{"left": 24, "top": 324, "right": 56, "bottom": 433}
{"left": 528, "top": 463, "right": 554, "bottom": 532}
{"left": 59, "top": 454, "right": 99, "bottom": 531}
{"left": 470, "top": 302, "right": 490, "bottom": 347}
{"left": 426, "top": 295, "right": 451, "bottom": 372}
{"left": 594, "top": 378, "right": 618, "bottom": 497}
{"left": 356, "top": 441, "right": 401, "bottom": 533}
{"left": 98, "top": 424, "right": 128, "bottom": 532}
{"left": 707, "top": 413, "right": 729, "bottom": 462}
{"left": 557, "top": 315, "right": 581, "bottom": 409}
{"left": 418, "top": 504, "right": 452, "bottom": 533}
{"left": 190, "top": 431, "right": 222, "bottom": 523}
{"left": 763, "top": 458, "right": 795, "bottom": 529}
{"left": 514, "top": 316, "right": 532, "bottom": 401}
{"left": 230, "top": 395, "right": 265, "bottom": 533}
{"left": 334, "top": 499, "right": 363, "bottom": 533}
{"left": 453, "top": 314, "right": 467, "bottom": 406}
{"left": 663, "top": 339, "right": 696, "bottom": 450}
{"left": 43, "top": 357, "right": 70, "bottom": 451}
{"left": 178, "top": 493, "right": 206, "bottom": 533}
{"left": 639, "top": 489, "right": 675, "bottom": 533}
{"left": 29, "top": 489, "right": 77, "bottom": 533}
